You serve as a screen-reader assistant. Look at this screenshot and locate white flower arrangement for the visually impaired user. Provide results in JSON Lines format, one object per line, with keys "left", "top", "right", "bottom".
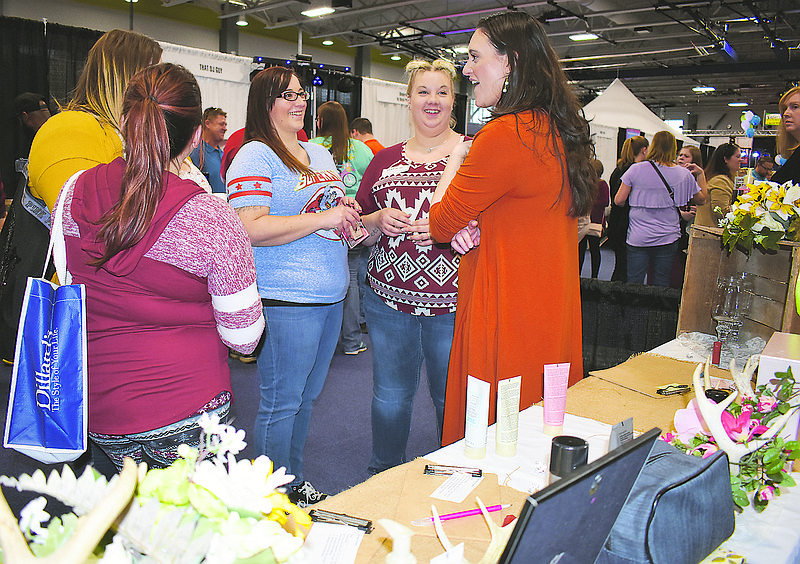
{"left": 0, "top": 415, "right": 310, "bottom": 563}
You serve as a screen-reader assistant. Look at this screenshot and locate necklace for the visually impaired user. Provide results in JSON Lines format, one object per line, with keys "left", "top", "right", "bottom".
{"left": 417, "top": 132, "right": 454, "bottom": 153}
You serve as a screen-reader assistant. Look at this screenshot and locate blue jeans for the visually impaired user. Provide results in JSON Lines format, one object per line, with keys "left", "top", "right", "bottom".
{"left": 254, "top": 302, "right": 342, "bottom": 485}
{"left": 627, "top": 241, "right": 679, "bottom": 287}
{"left": 363, "top": 285, "right": 454, "bottom": 474}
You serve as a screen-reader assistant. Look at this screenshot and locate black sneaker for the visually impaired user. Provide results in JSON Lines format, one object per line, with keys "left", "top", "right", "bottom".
{"left": 288, "top": 481, "right": 328, "bottom": 507}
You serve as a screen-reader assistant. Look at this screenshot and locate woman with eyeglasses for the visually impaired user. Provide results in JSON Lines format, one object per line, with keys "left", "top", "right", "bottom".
{"left": 226, "top": 66, "right": 361, "bottom": 506}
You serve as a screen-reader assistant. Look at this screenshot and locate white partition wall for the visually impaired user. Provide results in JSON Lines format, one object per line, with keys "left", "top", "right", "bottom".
{"left": 159, "top": 41, "right": 252, "bottom": 136}
{"left": 360, "top": 77, "right": 413, "bottom": 147}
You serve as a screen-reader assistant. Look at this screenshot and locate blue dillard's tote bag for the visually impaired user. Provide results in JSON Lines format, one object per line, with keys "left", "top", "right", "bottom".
{"left": 3, "top": 172, "right": 88, "bottom": 464}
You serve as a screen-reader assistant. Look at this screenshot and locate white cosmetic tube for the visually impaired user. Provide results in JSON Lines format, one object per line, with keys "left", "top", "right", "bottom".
{"left": 543, "top": 363, "right": 570, "bottom": 436}
{"left": 464, "top": 375, "right": 490, "bottom": 459}
{"left": 496, "top": 375, "right": 521, "bottom": 457}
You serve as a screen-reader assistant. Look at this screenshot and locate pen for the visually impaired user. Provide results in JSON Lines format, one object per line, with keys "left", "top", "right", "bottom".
{"left": 411, "top": 504, "right": 512, "bottom": 526}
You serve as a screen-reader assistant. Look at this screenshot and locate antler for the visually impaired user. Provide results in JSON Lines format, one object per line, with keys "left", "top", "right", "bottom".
{"left": 729, "top": 355, "right": 758, "bottom": 400}
{"left": 0, "top": 457, "right": 139, "bottom": 564}
{"left": 692, "top": 362, "right": 795, "bottom": 474}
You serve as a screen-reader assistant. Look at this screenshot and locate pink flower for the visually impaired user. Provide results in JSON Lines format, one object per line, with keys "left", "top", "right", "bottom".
{"left": 688, "top": 443, "right": 719, "bottom": 458}
{"left": 661, "top": 432, "right": 676, "bottom": 443}
{"left": 674, "top": 399, "right": 712, "bottom": 443}
{"left": 758, "top": 486, "right": 775, "bottom": 502}
{"left": 720, "top": 405, "right": 769, "bottom": 442}
{"left": 757, "top": 396, "right": 778, "bottom": 412}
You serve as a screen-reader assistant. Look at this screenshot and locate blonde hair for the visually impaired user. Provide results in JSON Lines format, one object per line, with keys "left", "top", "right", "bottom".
{"left": 777, "top": 86, "right": 800, "bottom": 158}
{"left": 66, "top": 29, "right": 162, "bottom": 132}
{"left": 646, "top": 131, "right": 677, "bottom": 165}
{"left": 404, "top": 59, "right": 458, "bottom": 96}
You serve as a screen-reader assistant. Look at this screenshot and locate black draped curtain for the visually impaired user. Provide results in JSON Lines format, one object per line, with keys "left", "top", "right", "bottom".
{"left": 0, "top": 17, "right": 101, "bottom": 200}
{"left": 1, "top": 17, "right": 48, "bottom": 201}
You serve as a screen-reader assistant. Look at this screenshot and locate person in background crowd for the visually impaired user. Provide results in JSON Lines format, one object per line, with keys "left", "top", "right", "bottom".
{"left": 356, "top": 59, "right": 463, "bottom": 473}
{"left": 429, "top": 11, "right": 596, "bottom": 444}
{"left": 606, "top": 136, "right": 648, "bottom": 282}
{"left": 189, "top": 107, "right": 228, "bottom": 193}
{"left": 615, "top": 130, "right": 707, "bottom": 287}
{"left": 672, "top": 144, "right": 705, "bottom": 288}
{"left": 311, "top": 101, "right": 373, "bottom": 356}
{"left": 350, "top": 117, "right": 385, "bottom": 155}
{"left": 28, "top": 29, "right": 163, "bottom": 212}
{"left": 226, "top": 66, "right": 360, "bottom": 506}
{"left": 579, "top": 158, "right": 609, "bottom": 278}
{"left": 695, "top": 143, "right": 740, "bottom": 228}
{"left": 772, "top": 86, "right": 800, "bottom": 184}
{"left": 751, "top": 155, "right": 774, "bottom": 182}
{"left": 54, "top": 63, "right": 263, "bottom": 475}
{"left": 9, "top": 92, "right": 52, "bottom": 204}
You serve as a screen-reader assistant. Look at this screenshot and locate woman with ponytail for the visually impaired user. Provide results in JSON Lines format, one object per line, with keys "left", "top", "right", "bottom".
{"left": 52, "top": 63, "right": 264, "bottom": 475}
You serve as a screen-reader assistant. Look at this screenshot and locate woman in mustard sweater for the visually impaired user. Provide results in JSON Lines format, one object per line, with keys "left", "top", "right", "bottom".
{"left": 28, "top": 29, "right": 162, "bottom": 211}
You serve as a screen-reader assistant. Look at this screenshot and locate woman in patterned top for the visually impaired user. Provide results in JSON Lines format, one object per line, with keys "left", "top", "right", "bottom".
{"left": 356, "top": 59, "right": 464, "bottom": 474}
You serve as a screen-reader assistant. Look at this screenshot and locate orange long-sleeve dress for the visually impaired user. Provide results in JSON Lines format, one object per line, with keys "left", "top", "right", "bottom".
{"left": 429, "top": 111, "right": 584, "bottom": 446}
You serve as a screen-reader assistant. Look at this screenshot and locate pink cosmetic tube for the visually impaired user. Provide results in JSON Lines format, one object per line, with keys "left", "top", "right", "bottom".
{"left": 543, "top": 363, "right": 570, "bottom": 436}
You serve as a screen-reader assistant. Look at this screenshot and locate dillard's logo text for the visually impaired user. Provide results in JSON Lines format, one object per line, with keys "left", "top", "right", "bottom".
{"left": 36, "top": 328, "right": 60, "bottom": 412}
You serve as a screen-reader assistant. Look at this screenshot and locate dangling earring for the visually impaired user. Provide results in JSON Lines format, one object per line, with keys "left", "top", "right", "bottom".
{"left": 502, "top": 74, "right": 509, "bottom": 94}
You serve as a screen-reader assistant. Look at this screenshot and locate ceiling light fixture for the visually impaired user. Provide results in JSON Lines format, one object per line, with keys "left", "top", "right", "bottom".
{"left": 322, "top": 39, "right": 334, "bottom": 46}
{"left": 236, "top": 15, "right": 248, "bottom": 27}
{"left": 390, "top": 55, "right": 401, "bottom": 61}
{"left": 452, "top": 46, "right": 469, "bottom": 54}
{"left": 729, "top": 102, "right": 749, "bottom": 107}
{"left": 301, "top": 7, "right": 335, "bottom": 18}
{"left": 569, "top": 33, "right": 599, "bottom": 41}
{"left": 692, "top": 86, "right": 716, "bottom": 93}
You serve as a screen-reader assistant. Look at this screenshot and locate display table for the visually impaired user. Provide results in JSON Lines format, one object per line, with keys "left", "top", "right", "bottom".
{"left": 310, "top": 349, "right": 800, "bottom": 564}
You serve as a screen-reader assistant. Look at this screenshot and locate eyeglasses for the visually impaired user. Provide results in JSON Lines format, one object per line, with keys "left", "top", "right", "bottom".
{"left": 279, "top": 90, "right": 310, "bottom": 102}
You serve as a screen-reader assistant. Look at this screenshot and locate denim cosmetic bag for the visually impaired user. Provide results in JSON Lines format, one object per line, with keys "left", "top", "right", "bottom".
{"left": 596, "top": 439, "right": 735, "bottom": 564}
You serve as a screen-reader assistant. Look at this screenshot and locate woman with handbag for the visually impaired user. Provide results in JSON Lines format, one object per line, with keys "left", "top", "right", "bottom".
{"left": 614, "top": 130, "right": 707, "bottom": 287}
{"left": 52, "top": 63, "right": 264, "bottom": 474}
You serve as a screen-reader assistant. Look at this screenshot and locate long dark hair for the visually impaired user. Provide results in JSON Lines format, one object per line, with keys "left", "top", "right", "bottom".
{"left": 92, "top": 63, "right": 201, "bottom": 266}
{"left": 478, "top": 11, "right": 596, "bottom": 217}
{"left": 316, "top": 101, "right": 350, "bottom": 166}
{"left": 704, "top": 143, "right": 740, "bottom": 181}
{"left": 244, "top": 66, "right": 310, "bottom": 174}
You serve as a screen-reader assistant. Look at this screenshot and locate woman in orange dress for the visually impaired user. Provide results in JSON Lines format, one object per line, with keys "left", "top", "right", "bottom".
{"left": 429, "top": 11, "right": 596, "bottom": 445}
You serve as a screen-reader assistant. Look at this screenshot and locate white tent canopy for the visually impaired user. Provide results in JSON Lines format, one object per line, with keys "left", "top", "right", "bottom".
{"left": 583, "top": 79, "right": 697, "bottom": 178}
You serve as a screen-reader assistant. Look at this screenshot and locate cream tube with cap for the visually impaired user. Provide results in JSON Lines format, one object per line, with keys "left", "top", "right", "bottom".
{"left": 496, "top": 375, "right": 521, "bottom": 457}
{"left": 464, "top": 375, "right": 490, "bottom": 459}
{"left": 543, "top": 362, "right": 570, "bottom": 436}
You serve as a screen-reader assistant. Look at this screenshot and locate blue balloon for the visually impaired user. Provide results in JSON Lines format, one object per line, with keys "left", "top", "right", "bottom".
{"left": 776, "top": 155, "right": 786, "bottom": 166}
{"left": 751, "top": 115, "right": 761, "bottom": 126}
{"left": 746, "top": 127, "right": 755, "bottom": 138}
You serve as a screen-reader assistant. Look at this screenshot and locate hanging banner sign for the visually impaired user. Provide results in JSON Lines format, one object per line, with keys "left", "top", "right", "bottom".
{"left": 159, "top": 41, "right": 251, "bottom": 84}
{"left": 764, "top": 113, "right": 781, "bottom": 127}
{"left": 376, "top": 85, "right": 408, "bottom": 105}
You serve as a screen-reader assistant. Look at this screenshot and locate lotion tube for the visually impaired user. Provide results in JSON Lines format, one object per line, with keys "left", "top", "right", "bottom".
{"left": 496, "top": 375, "right": 521, "bottom": 457}
{"left": 464, "top": 375, "right": 490, "bottom": 459}
{"left": 543, "top": 363, "right": 570, "bottom": 436}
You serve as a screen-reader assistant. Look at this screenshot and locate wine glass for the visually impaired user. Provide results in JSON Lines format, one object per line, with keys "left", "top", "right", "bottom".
{"left": 712, "top": 273, "right": 754, "bottom": 364}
